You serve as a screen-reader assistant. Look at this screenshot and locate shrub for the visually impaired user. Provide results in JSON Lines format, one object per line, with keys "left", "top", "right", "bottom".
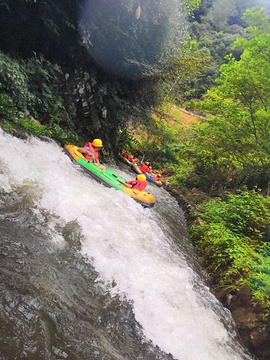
{"left": 190, "top": 189, "right": 270, "bottom": 308}
{"left": 0, "top": 51, "right": 73, "bottom": 129}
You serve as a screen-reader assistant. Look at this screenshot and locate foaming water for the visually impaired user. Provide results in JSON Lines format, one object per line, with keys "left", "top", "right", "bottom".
{"left": 0, "top": 129, "right": 252, "bottom": 360}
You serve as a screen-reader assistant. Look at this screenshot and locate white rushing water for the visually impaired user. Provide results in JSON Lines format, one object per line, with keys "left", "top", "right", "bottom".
{"left": 0, "top": 129, "right": 252, "bottom": 360}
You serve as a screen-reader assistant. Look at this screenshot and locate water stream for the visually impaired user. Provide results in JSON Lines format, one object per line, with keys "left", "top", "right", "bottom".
{"left": 0, "top": 129, "right": 253, "bottom": 360}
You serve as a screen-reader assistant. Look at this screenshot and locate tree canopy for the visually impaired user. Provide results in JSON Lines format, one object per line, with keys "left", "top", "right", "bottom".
{"left": 79, "top": 0, "right": 189, "bottom": 79}
{"left": 190, "top": 8, "right": 270, "bottom": 190}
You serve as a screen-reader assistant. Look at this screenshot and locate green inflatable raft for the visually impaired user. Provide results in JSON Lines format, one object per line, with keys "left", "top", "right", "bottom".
{"left": 64, "top": 145, "right": 156, "bottom": 208}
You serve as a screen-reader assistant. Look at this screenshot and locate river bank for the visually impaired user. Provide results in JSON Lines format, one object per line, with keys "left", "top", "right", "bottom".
{"left": 162, "top": 181, "right": 270, "bottom": 360}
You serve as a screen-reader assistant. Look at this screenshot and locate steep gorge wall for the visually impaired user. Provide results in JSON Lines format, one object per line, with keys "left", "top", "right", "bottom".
{"left": 0, "top": 0, "right": 152, "bottom": 152}
{"left": 60, "top": 67, "right": 109, "bottom": 142}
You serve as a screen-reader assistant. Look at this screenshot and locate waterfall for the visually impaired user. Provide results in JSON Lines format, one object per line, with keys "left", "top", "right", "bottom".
{"left": 0, "top": 128, "right": 252, "bottom": 360}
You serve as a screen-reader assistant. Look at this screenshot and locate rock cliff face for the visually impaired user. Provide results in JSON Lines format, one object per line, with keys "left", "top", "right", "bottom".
{"left": 0, "top": 0, "right": 176, "bottom": 150}
{"left": 0, "top": 2, "right": 132, "bottom": 152}
{"left": 59, "top": 66, "right": 124, "bottom": 156}
{"left": 60, "top": 68, "right": 107, "bottom": 139}
{"left": 0, "top": 1, "right": 161, "bottom": 153}
{"left": 218, "top": 288, "right": 270, "bottom": 360}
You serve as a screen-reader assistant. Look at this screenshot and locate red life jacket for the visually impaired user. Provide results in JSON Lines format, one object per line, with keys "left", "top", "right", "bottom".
{"left": 83, "top": 142, "right": 99, "bottom": 163}
{"left": 127, "top": 179, "right": 147, "bottom": 191}
{"left": 140, "top": 164, "right": 149, "bottom": 173}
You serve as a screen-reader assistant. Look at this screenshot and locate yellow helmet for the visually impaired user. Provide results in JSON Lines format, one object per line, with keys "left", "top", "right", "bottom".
{"left": 137, "top": 174, "right": 146, "bottom": 181}
{"left": 145, "top": 161, "right": 150, "bottom": 165}
{"left": 157, "top": 174, "right": 161, "bottom": 178}
{"left": 92, "top": 138, "right": 103, "bottom": 147}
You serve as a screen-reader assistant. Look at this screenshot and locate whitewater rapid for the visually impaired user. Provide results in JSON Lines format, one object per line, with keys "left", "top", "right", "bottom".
{"left": 0, "top": 128, "right": 252, "bottom": 360}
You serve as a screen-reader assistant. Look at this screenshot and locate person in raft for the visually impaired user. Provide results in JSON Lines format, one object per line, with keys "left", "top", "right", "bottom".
{"left": 122, "top": 151, "right": 129, "bottom": 159}
{"left": 118, "top": 174, "right": 147, "bottom": 191}
{"left": 153, "top": 173, "right": 162, "bottom": 181}
{"left": 128, "top": 155, "right": 137, "bottom": 164}
{"left": 77, "top": 138, "right": 106, "bottom": 171}
{"left": 139, "top": 161, "right": 150, "bottom": 173}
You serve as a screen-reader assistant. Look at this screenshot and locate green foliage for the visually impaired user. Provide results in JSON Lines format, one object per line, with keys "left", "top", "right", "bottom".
{"left": 188, "top": 8, "right": 270, "bottom": 192}
{"left": 0, "top": 61, "right": 79, "bottom": 144}
{"left": 0, "top": 0, "right": 80, "bottom": 61}
{"left": 0, "top": 89, "right": 17, "bottom": 118}
{"left": 161, "top": 37, "right": 212, "bottom": 102}
{"left": 0, "top": 52, "right": 29, "bottom": 109}
{"left": 198, "top": 190, "right": 270, "bottom": 241}
{"left": 24, "top": 56, "right": 71, "bottom": 127}
{"left": 0, "top": 119, "right": 13, "bottom": 132}
{"left": 115, "top": 128, "right": 139, "bottom": 153}
{"left": 132, "top": 108, "right": 181, "bottom": 164}
{"left": 167, "top": 160, "right": 194, "bottom": 187}
{"left": 190, "top": 189, "right": 270, "bottom": 307}
{"left": 189, "top": 0, "right": 264, "bottom": 94}
{"left": 48, "top": 123, "right": 79, "bottom": 144}
{"left": 13, "top": 117, "right": 47, "bottom": 136}
{"left": 131, "top": 10, "right": 270, "bottom": 194}
{"left": 128, "top": 104, "right": 197, "bottom": 189}
{"left": 0, "top": 51, "right": 73, "bottom": 130}
{"left": 182, "top": 0, "right": 202, "bottom": 16}
{"left": 79, "top": 0, "right": 189, "bottom": 79}
{"left": 1, "top": 116, "right": 79, "bottom": 145}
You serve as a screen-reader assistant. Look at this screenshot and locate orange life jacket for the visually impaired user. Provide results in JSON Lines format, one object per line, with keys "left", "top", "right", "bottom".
{"left": 83, "top": 142, "right": 99, "bottom": 163}
{"left": 139, "top": 164, "right": 149, "bottom": 173}
{"left": 127, "top": 179, "right": 147, "bottom": 191}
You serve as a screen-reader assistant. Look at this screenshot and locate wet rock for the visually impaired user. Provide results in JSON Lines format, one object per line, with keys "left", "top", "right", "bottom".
{"left": 232, "top": 308, "right": 258, "bottom": 329}
{"left": 162, "top": 183, "right": 197, "bottom": 219}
